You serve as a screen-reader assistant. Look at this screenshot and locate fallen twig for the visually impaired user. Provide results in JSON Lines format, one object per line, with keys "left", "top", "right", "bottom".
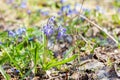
{"left": 79, "top": 15, "right": 119, "bottom": 44}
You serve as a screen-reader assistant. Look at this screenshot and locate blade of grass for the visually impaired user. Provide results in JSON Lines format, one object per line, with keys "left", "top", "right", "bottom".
{"left": 63, "top": 47, "right": 74, "bottom": 59}
{"left": 20, "top": 66, "right": 34, "bottom": 80}
{"left": 0, "top": 65, "right": 10, "bottom": 80}
{"left": 3, "top": 48, "right": 23, "bottom": 76}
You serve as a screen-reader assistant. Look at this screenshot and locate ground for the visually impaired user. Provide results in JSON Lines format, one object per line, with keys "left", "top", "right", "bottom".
{"left": 0, "top": 0, "right": 120, "bottom": 80}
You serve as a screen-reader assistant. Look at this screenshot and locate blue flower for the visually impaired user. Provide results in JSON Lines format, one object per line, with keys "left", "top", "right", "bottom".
{"left": 0, "top": 42, "right": 2, "bottom": 45}
{"left": 61, "top": 5, "right": 71, "bottom": 13}
{"left": 57, "top": 26, "right": 66, "bottom": 39}
{"left": 74, "top": 3, "right": 82, "bottom": 12}
{"left": 96, "top": 6, "right": 105, "bottom": 14}
{"left": 11, "top": 68, "right": 20, "bottom": 74}
{"left": 58, "top": 11, "right": 63, "bottom": 16}
{"left": 41, "top": 11, "right": 49, "bottom": 16}
{"left": 61, "top": 6, "right": 66, "bottom": 12}
{"left": 118, "top": 8, "right": 120, "bottom": 13}
{"left": 43, "top": 16, "right": 56, "bottom": 37}
{"left": 28, "top": 37, "right": 34, "bottom": 42}
{"left": 66, "top": 9, "right": 74, "bottom": 16}
{"left": 20, "top": 1, "right": 27, "bottom": 8}
{"left": 8, "top": 31, "right": 16, "bottom": 37}
{"left": 60, "top": 4, "right": 80, "bottom": 16}
{"left": 43, "top": 25, "right": 54, "bottom": 37}
{"left": 16, "top": 28, "right": 26, "bottom": 36}
{"left": 38, "top": 9, "right": 49, "bottom": 16}
{"left": 27, "top": 10, "right": 31, "bottom": 15}
{"left": 60, "top": 0, "right": 67, "bottom": 3}
{"left": 47, "top": 16, "right": 55, "bottom": 25}
{"left": 16, "top": 70, "right": 20, "bottom": 73}
{"left": 8, "top": 28, "right": 26, "bottom": 37}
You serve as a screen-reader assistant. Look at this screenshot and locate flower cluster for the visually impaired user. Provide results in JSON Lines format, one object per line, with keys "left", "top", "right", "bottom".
{"left": 8, "top": 28, "right": 26, "bottom": 37}
{"left": 38, "top": 9, "right": 49, "bottom": 16}
{"left": 58, "top": 4, "right": 76, "bottom": 16}
{"left": 6, "top": 0, "right": 14, "bottom": 4}
{"left": 58, "top": 3, "right": 90, "bottom": 16}
{"left": 6, "top": 0, "right": 27, "bottom": 9}
{"left": 57, "top": 25, "right": 66, "bottom": 39}
{"left": 60, "top": 0, "right": 67, "bottom": 3}
{"left": 43, "top": 16, "right": 55, "bottom": 37}
{"left": 43, "top": 25, "right": 54, "bottom": 37}
{"left": 20, "top": 1, "right": 27, "bottom": 9}
{"left": 43, "top": 16, "right": 67, "bottom": 39}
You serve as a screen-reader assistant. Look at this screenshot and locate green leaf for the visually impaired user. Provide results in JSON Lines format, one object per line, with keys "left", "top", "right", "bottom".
{"left": 112, "top": 14, "right": 120, "bottom": 25}
{"left": 44, "top": 54, "right": 77, "bottom": 70}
